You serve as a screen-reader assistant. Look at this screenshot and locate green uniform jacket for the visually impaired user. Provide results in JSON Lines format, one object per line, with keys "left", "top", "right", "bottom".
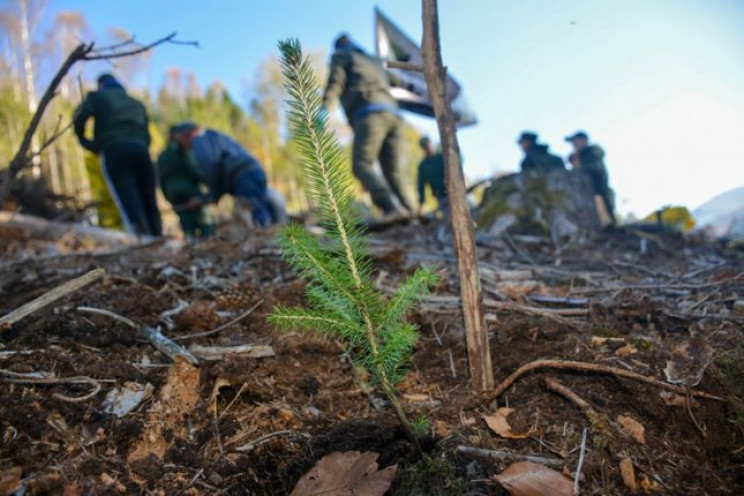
{"left": 577, "top": 145, "right": 610, "bottom": 194}
{"left": 323, "top": 50, "right": 399, "bottom": 124}
{"left": 417, "top": 153, "right": 446, "bottom": 205}
{"left": 158, "top": 143, "right": 207, "bottom": 205}
{"left": 73, "top": 87, "right": 150, "bottom": 153}
{"left": 520, "top": 145, "right": 565, "bottom": 173}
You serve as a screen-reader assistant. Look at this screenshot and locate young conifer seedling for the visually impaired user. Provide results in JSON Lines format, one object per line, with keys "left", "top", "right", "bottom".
{"left": 271, "top": 39, "right": 438, "bottom": 447}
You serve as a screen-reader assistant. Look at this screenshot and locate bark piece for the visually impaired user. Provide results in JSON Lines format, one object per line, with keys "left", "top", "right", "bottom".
{"left": 664, "top": 337, "right": 714, "bottom": 387}
{"left": 290, "top": 451, "right": 397, "bottom": 496}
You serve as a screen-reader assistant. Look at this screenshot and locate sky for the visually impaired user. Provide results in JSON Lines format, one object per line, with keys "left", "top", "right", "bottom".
{"left": 47, "top": 0, "right": 744, "bottom": 217}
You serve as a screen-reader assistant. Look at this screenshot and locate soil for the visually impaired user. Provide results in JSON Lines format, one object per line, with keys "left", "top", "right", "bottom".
{"left": 1, "top": 222, "right": 743, "bottom": 495}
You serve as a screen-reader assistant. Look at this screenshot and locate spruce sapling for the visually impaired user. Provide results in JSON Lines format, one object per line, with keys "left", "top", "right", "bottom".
{"left": 271, "top": 39, "right": 438, "bottom": 446}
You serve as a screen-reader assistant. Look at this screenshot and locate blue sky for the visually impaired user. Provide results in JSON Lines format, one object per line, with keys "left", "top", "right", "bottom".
{"left": 48, "top": 0, "right": 744, "bottom": 216}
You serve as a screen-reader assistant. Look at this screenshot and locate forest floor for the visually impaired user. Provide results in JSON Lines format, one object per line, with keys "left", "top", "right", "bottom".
{"left": 0, "top": 220, "right": 743, "bottom": 495}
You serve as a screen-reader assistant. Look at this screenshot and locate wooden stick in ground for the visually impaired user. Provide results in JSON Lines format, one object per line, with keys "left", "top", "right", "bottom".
{"left": 76, "top": 306, "right": 199, "bottom": 366}
{"left": 456, "top": 445, "right": 563, "bottom": 468}
{"left": 0, "top": 267, "right": 105, "bottom": 329}
{"left": 543, "top": 378, "right": 601, "bottom": 421}
{"left": 422, "top": 0, "right": 493, "bottom": 390}
{"left": 491, "top": 359, "right": 721, "bottom": 401}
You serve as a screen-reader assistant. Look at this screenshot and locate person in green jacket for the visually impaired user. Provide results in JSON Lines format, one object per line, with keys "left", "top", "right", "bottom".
{"left": 323, "top": 34, "right": 413, "bottom": 217}
{"left": 417, "top": 136, "right": 447, "bottom": 214}
{"left": 517, "top": 131, "right": 565, "bottom": 173}
{"left": 158, "top": 125, "right": 215, "bottom": 239}
{"left": 73, "top": 74, "right": 161, "bottom": 236}
{"left": 565, "top": 130, "right": 616, "bottom": 225}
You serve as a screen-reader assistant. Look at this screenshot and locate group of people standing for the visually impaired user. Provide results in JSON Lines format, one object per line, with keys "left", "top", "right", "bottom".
{"left": 517, "top": 130, "right": 616, "bottom": 225}
{"left": 73, "top": 74, "right": 282, "bottom": 240}
{"left": 71, "top": 33, "right": 616, "bottom": 241}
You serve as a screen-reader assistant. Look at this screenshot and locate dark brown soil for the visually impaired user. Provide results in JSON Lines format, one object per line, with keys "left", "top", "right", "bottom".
{"left": 1, "top": 224, "right": 743, "bottom": 495}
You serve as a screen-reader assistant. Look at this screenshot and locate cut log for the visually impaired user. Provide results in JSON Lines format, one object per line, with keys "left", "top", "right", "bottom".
{"left": 0, "top": 211, "right": 138, "bottom": 245}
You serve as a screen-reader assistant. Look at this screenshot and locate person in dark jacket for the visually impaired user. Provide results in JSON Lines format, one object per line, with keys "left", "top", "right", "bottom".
{"left": 158, "top": 126, "right": 214, "bottom": 239}
{"left": 517, "top": 131, "right": 565, "bottom": 173}
{"left": 565, "top": 130, "right": 616, "bottom": 225}
{"left": 323, "top": 33, "right": 412, "bottom": 217}
{"left": 417, "top": 137, "right": 447, "bottom": 213}
{"left": 175, "top": 123, "right": 280, "bottom": 227}
{"left": 73, "top": 74, "right": 161, "bottom": 236}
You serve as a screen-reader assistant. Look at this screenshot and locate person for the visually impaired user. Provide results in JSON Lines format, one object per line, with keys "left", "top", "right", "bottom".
{"left": 158, "top": 125, "right": 215, "bottom": 239}
{"left": 323, "top": 33, "right": 413, "bottom": 217}
{"left": 73, "top": 73, "right": 162, "bottom": 236}
{"left": 517, "top": 131, "right": 565, "bottom": 173}
{"left": 416, "top": 136, "right": 447, "bottom": 214}
{"left": 565, "top": 130, "right": 616, "bottom": 225}
{"left": 174, "top": 122, "right": 282, "bottom": 227}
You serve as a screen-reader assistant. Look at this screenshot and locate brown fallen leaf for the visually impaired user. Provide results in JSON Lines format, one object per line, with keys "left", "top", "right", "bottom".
{"left": 483, "top": 408, "right": 529, "bottom": 439}
{"left": 290, "top": 451, "right": 397, "bottom": 496}
{"left": 494, "top": 461, "right": 573, "bottom": 496}
{"left": 0, "top": 466, "right": 21, "bottom": 496}
{"left": 639, "top": 474, "right": 664, "bottom": 492}
{"left": 619, "top": 458, "right": 638, "bottom": 493}
{"left": 617, "top": 415, "right": 646, "bottom": 444}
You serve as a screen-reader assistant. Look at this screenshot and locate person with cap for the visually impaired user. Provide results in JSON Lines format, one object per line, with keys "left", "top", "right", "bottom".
{"left": 565, "top": 131, "right": 616, "bottom": 225}
{"left": 416, "top": 136, "right": 447, "bottom": 214}
{"left": 323, "top": 33, "right": 413, "bottom": 218}
{"left": 517, "top": 131, "right": 565, "bottom": 173}
{"left": 157, "top": 124, "right": 215, "bottom": 239}
{"left": 73, "top": 73, "right": 162, "bottom": 236}
{"left": 173, "top": 122, "right": 282, "bottom": 227}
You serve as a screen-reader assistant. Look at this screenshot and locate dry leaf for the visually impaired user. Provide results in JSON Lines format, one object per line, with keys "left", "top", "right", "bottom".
{"left": 663, "top": 338, "right": 714, "bottom": 387}
{"left": 402, "top": 393, "right": 430, "bottom": 403}
{"left": 290, "top": 451, "right": 397, "bottom": 496}
{"left": 0, "top": 466, "right": 22, "bottom": 496}
{"left": 494, "top": 461, "right": 573, "bottom": 496}
{"left": 617, "top": 415, "right": 646, "bottom": 444}
{"left": 484, "top": 408, "right": 529, "bottom": 439}
{"left": 614, "top": 344, "right": 638, "bottom": 357}
{"left": 208, "top": 377, "right": 232, "bottom": 415}
{"left": 619, "top": 458, "right": 638, "bottom": 493}
{"left": 639, "top": 474, "right": 663, "bottom": 492}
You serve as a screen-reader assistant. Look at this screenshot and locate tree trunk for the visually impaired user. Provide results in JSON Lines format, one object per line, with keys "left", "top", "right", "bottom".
{"left": 421, "top": 0, "right": 494, "bottom": 390}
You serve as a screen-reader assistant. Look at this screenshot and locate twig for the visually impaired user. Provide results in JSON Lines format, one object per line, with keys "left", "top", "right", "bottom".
{"left": 219, "top": 382, "right": 248, "bottom": 420}
{"left": 490, "top": 359, "right": 721, "bottom": 401}
{"left": 574, "top": 428, "right": 588, "bottom": 495}
{"left": 233, "top": 430, "right": 310, "bottom": 452}
{"left": 76, "top": 306, "right": 198, "bottom": 365}
{"left": 0, "top": 369, "right": 107, "bottom": 402}
{"left": 447, "top": 349, "right": 457, "bottom": 379}
{"left": 543, "top": 378, "right": 600, "bottom": 421}
{"left": 686, "top": 389, "right": 707, "bottom": 439}
{"left": 83, "top": 32, "right": 196, "bottom": 60}
{"left": 174, "top": 300, "right": 263, "bottom": 340}
{"left": 572, "top": 274, "right": 744, "bottom": 295}
{"left": 456, "top": 445, "right": 563, "bottom": 468}
{"left": 188, "top": 344, "right": 275, "bottom": 361}
{"left": 0, "top": 267, "right": 104, "bottom": 328}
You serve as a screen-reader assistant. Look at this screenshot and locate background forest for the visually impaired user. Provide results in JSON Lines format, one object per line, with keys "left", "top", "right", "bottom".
{"left": 0, "top": 0, "right": 428, "bottom": 222}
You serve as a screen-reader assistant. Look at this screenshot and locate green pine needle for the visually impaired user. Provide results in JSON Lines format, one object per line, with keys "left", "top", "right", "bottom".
{"left": 271, "top": 39, "right": 439, "bottom": 441}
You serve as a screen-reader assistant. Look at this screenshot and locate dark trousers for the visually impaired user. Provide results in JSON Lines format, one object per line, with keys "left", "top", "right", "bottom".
{"left": 229, "top": 163, "right": 273, "bottom": 227}
{"left": 101, "top": 142, "right": 162, "bottom": 236}
{"left": 352, "top": 111, "right": 413, "bottom": 213}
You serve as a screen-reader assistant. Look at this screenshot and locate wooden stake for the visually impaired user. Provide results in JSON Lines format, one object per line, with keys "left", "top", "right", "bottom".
{"left": 421, "top": 0, "right": 494, "bottom": 389}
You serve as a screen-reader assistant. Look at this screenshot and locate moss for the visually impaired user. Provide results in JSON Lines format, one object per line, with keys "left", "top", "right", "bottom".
{"left": 629, "top": 336, "right": 653, "bottom": 350}
{"left": 391, "top": 455, "right": 468, "bottom": 496}
{"left": 592, "top": 328, "right": 622, "bottom": 338}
